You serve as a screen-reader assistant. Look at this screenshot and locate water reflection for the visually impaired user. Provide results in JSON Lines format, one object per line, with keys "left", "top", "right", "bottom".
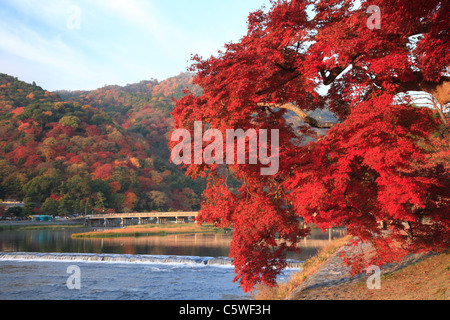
{"left": 93, "top": 233, "right": 232, "bottom": 257}
{"left": 0, "top": 227, "right": 347, "bottom": 261}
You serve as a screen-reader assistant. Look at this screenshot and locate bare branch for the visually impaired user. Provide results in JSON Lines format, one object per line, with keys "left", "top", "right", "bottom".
{"left": 319, "top": 53, "right": 362, "bottom": 85}
{"left": 258, "top": 103, "right": 336, "bottom": 128}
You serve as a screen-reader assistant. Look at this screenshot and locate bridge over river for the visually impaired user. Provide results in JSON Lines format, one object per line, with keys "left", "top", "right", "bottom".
{"left": 85, "top": 212, "right": 199, "bottom": 227}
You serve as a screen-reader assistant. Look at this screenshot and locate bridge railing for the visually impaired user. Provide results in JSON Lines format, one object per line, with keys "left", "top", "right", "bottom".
{"left": 85, "top": 212, "right": 198, "bottom": 219}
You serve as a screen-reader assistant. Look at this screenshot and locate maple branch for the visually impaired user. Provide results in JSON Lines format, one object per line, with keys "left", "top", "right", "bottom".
{"left": 320, "top": 67, "right": 347, "bottom": 86}
{"left": 255, "top": 73, "right": 301, "bottom": 96}
{"left": 319, "top": 53, "right": 363, "bottom": 86}
{"left": 257, "top": 103, "right": 336, "bottom": 128}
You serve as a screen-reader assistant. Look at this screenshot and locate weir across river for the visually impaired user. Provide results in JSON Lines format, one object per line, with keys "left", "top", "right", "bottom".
{"left": 85, "top": 212, "right": 199, "bottom": 227}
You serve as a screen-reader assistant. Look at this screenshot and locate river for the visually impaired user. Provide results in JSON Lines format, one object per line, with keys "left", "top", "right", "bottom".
{"left": 0, "top": 226, "right": 346, "bottom": 300}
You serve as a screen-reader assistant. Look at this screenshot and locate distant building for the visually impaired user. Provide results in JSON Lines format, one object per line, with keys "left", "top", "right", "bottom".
{"left": 30, "top": 215, "right": 53, "bottom": 222}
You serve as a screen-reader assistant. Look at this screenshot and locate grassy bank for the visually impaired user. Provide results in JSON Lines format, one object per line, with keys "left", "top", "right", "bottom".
{"left": 71, "top": 223, "right": 231, "bottom": 238}
{"left": 254, "top": 236, "right": 449, "bottom": 300}
{"left": 285, "top": 251, "right": 450, "bottom": 300}
{"left": 254, "top": 236, "right": 351, "bottom": 300}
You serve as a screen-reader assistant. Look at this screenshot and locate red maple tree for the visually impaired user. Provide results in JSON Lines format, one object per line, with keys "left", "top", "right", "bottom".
{"left": 171, "top": 0, "right": 449, "bottom": 292}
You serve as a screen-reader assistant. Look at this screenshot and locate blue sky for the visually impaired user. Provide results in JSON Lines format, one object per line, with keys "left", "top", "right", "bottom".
{"left": 0, "top": 0, "right": 271, "bottom": 91}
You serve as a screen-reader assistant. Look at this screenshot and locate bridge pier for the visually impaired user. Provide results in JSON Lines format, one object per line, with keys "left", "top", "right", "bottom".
{"left": 141, "top": 217, "right": 152, "bottom": 225}
{"left": 175, "top": 217, "right": 187, "bottom": 224}
{"left": 104, "top": 218, "right": 122, "bottom": 227}
{"left": 121, "top": 218, "right": 134, "bottom": 227}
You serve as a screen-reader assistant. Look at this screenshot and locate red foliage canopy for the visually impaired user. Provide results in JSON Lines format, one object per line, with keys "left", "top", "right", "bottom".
{"left": 172, "top": 0, "right": 449, "bottom": 292}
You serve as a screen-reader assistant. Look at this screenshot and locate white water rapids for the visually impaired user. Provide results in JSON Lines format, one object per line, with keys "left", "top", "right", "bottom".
{"left": 0, "top": 252, "right": 303, "bottom": 268}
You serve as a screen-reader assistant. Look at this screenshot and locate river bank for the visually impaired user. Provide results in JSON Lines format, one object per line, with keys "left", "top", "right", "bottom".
{"left": 288, "top": 251, "right": 449, "bottom": 300}
{"left": 0, "top": 220, "right": 85, "bottom": 230}
{"left": 254, "top": 236, "right": 449, "bottom": 300}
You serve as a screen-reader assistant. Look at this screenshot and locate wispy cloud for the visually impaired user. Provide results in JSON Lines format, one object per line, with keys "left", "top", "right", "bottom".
{"left": 0, "top": 0, "right": 271, "bottom": 90}
{"left": 95, "top": 0, "right": 170, "bottom": 39}
{"left": 0, "top": 17, "right": 94, "bottom": 80}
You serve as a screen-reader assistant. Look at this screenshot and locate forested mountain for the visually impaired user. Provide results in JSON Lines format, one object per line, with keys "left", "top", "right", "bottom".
{"left": 0, "top": 72, "right": 204, "bottom": 216}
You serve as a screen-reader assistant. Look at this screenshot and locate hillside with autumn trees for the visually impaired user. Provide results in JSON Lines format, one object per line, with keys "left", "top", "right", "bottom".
{"left": 0, "top": 72, "right": 205, "bottom": 217}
